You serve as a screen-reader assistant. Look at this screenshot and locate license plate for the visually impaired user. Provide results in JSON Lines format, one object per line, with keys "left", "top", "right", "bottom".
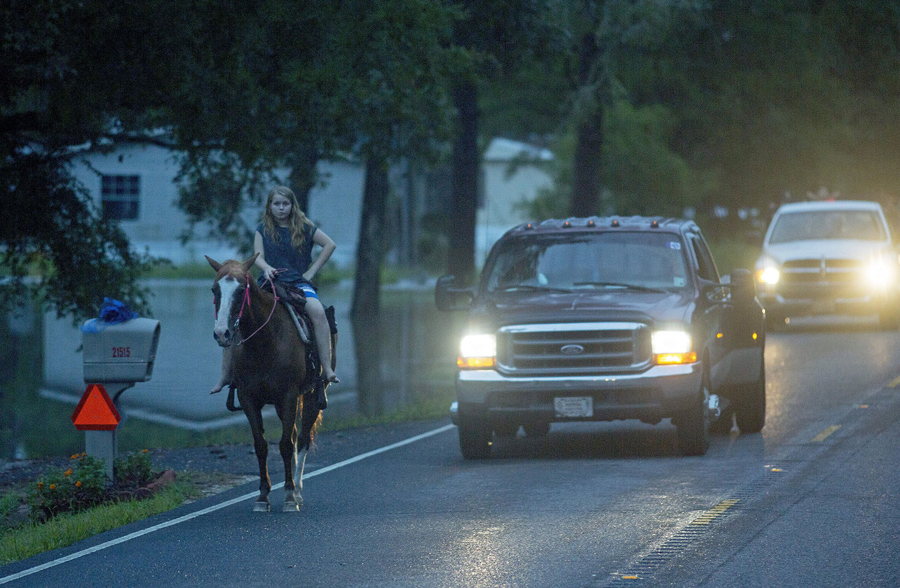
{"left": 554, "top": 396, "right": 593, "bottom": 418}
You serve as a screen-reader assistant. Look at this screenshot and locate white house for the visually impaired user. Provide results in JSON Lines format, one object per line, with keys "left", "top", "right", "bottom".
{"left": 68, "top": 137, "right": 555, "bottom": 269}
{"left": 476, "top": 138, "right": 555, "bottom": 263}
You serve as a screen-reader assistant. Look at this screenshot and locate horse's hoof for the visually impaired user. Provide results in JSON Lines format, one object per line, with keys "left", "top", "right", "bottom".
{"left": 253, "top": 501, "right": 270, "bottom": 513}
{"left": 282, "top": 500, "right": 300, "bottom": 513}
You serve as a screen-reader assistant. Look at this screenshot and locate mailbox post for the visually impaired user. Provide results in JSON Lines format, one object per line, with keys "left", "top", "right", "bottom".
{"left": 77, "top": 317, "right": 160, "bottom": 480}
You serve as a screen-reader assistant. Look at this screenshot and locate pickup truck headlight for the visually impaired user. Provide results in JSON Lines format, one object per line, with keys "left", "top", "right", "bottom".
{"left": 652, "top": 330, "right": 697, "bottom": 365}
{"left": 458, "top": 333, "right": 496, "bottom": 368}
{"left": 863, "top": 257, "right": 896, "bottom": 289}
{"left": 756, "top": 266, "right": 780, "bottom": 285}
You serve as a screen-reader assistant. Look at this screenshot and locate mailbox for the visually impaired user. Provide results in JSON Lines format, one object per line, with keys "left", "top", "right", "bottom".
{"left": 82, "top": 317, "right": 161, "bottom": 383}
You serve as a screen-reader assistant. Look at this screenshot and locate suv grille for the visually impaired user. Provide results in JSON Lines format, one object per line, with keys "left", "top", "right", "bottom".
{"left": 780, "top": 258, "right": 863, "bottom": 286}
{"left": 496, "top": 322, "right": 651, "bottom": 375}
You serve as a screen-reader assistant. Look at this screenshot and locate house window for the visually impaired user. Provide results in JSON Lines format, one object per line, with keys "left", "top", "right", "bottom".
{"left": 101, "top": 175, "right": 140, "bottom": 220}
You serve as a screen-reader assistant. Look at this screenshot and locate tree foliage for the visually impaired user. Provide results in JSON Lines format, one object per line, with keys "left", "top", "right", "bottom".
{"left": 5, "top": 0, "right": 900, "bottom": 322}
{"left": 508, "top": 1, "right": 900, "bottom": 224}
{"left": 1, "top": 0, "right": 172, "bottom": 320}
{"left": 2, "top": 0, "right": 465, "bottom": 320}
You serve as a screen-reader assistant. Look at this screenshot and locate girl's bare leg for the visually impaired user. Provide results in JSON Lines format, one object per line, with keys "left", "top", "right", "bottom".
{"left": 306, "top": 298, "right": 338, "bottom": 383}
{"left": 211, "top": 346, "right": 233, "bottom": 394}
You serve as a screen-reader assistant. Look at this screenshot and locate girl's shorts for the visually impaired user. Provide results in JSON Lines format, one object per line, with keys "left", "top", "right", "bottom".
{"left": 298, "top": 284, "right": 319, "bottom": 300}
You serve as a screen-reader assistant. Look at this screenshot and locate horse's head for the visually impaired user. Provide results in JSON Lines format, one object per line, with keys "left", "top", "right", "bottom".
{"left": 206, "top": 254, "right": 259, "bottom": 347}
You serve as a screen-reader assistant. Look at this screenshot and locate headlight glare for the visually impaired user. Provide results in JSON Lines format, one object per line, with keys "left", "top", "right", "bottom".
{"left": 652, "top": 330, "right": 696, "bottom": 365}
{"left": 458, "top": 334, "right": 496, "bottom": 368}
{"left": 864, "top": 258, "right": 895, "bottom": 289}
{"left": 757, "top": 267, "right": 780, "bottom": 285}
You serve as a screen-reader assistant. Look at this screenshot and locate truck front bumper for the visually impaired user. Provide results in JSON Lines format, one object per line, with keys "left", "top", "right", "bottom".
{"left": 453, "top": 363, "right": 703, "bottom": 425}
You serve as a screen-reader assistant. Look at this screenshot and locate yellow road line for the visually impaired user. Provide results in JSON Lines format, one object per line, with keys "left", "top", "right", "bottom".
{"left": 887, "top": 375, "right": 900, "bottom": 388}
{"left": 691, "top": 499, "right": 740, "bottom": 525}
{"left": 811, "top": 425, "right": 841, "bottom": 442}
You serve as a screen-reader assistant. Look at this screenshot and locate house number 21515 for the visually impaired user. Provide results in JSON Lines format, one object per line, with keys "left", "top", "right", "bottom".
{"left": 112, "top": 347, "right": 131, "bottom": 358}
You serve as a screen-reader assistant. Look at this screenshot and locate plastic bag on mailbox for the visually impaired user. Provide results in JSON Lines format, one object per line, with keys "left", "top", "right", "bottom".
{"left": 80, "top": 298, "right": 139, "bottom": 333}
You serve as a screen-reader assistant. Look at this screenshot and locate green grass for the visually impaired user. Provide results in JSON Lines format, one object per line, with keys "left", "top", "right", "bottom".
{"left": 0, "top": 481, "right": 198, "bottom": 565}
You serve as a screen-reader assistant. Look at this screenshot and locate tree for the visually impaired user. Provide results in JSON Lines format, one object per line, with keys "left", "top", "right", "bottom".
{"left": 2, "top": 0, "right": 465, "bottom": 323}
{"left": 445, "top": 0, "right": 560, "bottom": 283}
{"left": 341, "top": 0, "right": 464, "bottom": 412}
{"left": 1, "top": 0, "right": 183, "bottom": 320}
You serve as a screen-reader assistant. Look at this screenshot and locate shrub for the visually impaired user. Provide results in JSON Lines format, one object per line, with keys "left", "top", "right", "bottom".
{"left": 114, "top": 450, "right": 155, "bottom": 489}
{"left": 27, "top": 453, "right": 109, "bottom": 522}
{"left": 26, "top": 450, "right": 160, "bottom": 523}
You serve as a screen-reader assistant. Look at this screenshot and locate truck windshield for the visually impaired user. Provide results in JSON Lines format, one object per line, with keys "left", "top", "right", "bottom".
{"left": 769, "top": 210, "right": 887, "bottom": 243}
{"left": 484, "top": 232, "right": 690, "bottom": 293}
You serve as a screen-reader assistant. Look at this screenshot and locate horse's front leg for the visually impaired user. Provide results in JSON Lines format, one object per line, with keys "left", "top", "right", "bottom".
{"left": 278, "top": 394, "right": 302, "bottom": 512}
{"left": 243, "top": 400, "right": 271, "bottom": 512}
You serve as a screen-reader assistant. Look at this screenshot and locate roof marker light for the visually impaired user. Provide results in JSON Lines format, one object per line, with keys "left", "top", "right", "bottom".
{"left": 650, "top": 220, "right": 660, "bottom": 228}
{"left": 587, "top": 220, "right": 595, "bottom": 227}
{"left": 611, "top": 220, "right": 620, "bottom": 227}
{"left": 563, "top": 221, "right": 572, "bottom": 228}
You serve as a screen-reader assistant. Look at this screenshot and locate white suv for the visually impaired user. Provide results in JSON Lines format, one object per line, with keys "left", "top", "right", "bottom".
{"left": 755, "top": 200, "right": 900, "bottom": 328}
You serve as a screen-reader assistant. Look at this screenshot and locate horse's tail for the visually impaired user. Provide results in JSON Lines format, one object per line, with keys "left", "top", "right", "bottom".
{"left": 298, "top": 390, "right": 322, "bottom": 451}
{"left": 325, "top": 305, "right": 337, "bottom": 372}
{"left": 226, "top": 384, "right": 242, "bottom": 412}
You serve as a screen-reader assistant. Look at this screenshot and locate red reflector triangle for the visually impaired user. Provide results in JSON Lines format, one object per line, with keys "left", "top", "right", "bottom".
{"left": 72, "top": 384, "right": 121, "bottom": 431}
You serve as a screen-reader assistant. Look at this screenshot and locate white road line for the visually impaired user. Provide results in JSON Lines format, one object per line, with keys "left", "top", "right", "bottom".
{"left": 0, "top": 424, "right": 456, "bottom": 585}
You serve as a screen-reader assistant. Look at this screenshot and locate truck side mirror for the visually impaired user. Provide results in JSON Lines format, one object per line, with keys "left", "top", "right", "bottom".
{"left": 435, "top": 275, "right": 474, "bottom": 311}
{"left": 702, "top": 269, "right": 755, "bottom": 305}
{"left": 728, "top": 269, "right": 755, "bottom": 304}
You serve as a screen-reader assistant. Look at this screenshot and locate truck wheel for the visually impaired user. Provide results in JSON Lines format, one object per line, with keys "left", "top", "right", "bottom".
{"left": 735, "top": 359, "right": 766, "bottom": 433}
{"left": 458, "top": 418, "right": 492, "bottom": 459}
{"left": 676, "top": 378, "right": 710, "bottom": 456}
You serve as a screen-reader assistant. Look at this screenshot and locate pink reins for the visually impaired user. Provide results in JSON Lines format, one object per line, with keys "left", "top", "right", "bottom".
{"left": 234, "top": 273, "right": 279, "bottom": 345}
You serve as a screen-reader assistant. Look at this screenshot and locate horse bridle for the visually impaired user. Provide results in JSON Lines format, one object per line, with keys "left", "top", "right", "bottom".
{"left": 214, "top": 273, "right": 279, "bottom": 346}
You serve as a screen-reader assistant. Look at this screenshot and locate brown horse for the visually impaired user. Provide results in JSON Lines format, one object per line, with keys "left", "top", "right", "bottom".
{"left": 207, "top": 254, "right": 321, "bottom": 512}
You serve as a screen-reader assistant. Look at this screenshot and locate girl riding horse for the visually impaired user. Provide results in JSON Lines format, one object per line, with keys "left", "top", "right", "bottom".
{"left": 211, "top": 185, "right": 339, "bottom": 393}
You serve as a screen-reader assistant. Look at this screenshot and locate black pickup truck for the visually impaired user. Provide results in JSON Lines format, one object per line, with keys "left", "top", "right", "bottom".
{"left": 436, "top": 216, "right": 766, "bottom": 459}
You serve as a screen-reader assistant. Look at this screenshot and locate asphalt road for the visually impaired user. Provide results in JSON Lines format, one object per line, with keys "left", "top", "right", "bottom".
{"left": 2, "top": 315, "right": 899, "bottom": 587}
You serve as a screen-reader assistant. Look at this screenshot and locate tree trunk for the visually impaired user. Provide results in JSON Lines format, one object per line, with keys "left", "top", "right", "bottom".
{"left": 287, "top": 145, "right": 319, "bottom": 214}
{"left": 570, "top": 106, "right": 604, "bottom": 217}
{"left": 570, "top": 30, "right": 604, "bottom": 218}
{"left": 448, "top": 82, "right": 479, "bottom": 283}
{"left": 351, "top": 156, "right": 388, "bottom": 415}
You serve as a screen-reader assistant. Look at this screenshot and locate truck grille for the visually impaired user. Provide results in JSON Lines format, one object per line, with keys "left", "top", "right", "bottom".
{"left": 781, "top": 258, "right": 862, "bottom": 284}
{"left": 779, "top": 258, "right": 867, "bottom": 297}
{"left": 496, "top": 322, "right": 651, "bottom": 375}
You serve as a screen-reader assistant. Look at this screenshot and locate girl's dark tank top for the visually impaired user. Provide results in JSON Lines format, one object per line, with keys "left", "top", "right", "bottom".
{"left": 256, "top": 223, "right": 316, "bottom": 286}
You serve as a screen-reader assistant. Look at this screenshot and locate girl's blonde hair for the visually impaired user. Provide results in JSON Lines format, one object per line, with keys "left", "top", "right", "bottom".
{"left": 262, "top": 186, "right": 314, "bottom": 250}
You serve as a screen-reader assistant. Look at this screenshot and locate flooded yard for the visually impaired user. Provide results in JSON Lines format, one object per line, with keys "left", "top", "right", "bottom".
{"left": 1, "top": 279, "right": 461, "bottom": 458}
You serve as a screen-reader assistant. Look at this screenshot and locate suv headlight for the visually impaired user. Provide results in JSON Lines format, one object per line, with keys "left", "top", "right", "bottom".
{"left": 756, "top": 266, "right": 780, "bottom": 285}
{"left": 652, "top": 330, "right": 696, "bottom": 365}
{"left": 458, "top": 333, "right": 496, "bottom": 368}
{"left": 864, "top": 257, "right": 897, "bottom": 289}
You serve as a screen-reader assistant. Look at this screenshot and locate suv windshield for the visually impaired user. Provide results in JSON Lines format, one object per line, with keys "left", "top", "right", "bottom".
{"left": 484, "top": 232, "right": 690, "bottom": 293}
{"left": 769, "top": 210, "right": 887, "bottom": 244}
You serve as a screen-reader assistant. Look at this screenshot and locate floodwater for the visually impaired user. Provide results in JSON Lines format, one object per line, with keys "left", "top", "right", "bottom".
{"left": 1, "top": 279, "right": 462, "bottom": 458}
